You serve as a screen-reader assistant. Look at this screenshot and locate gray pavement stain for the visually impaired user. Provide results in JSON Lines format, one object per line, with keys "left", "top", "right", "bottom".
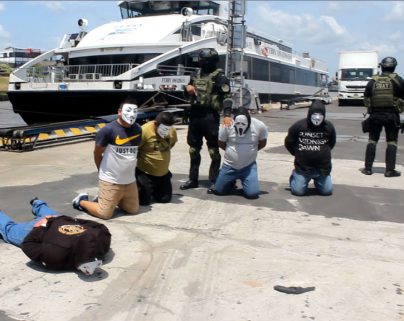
{"left": 0, "top": 311, "right": 20, "bottom": 321}
{"left": 2, "top": 172, "right": 403, "bottom": 228}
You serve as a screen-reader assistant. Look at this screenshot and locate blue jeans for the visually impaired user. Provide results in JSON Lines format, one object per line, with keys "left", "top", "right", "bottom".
{"left": 0, "top": 200, "right": 58, "bottom": 247}
{"left": 214, "top": 162, "right": 260, "bottom": 199}
{"left": 290, "top": 169, "right": 333, "bottom": 196}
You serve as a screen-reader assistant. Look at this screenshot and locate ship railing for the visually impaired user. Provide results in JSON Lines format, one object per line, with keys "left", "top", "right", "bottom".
{"left": 292, "top": 50, "right": 327, "bottom": 71}
{"left": 23, "top": 63, "right": 139, "bottom": 83}
{"left": 180, "top": 21, "right": 227, "bottom": 42}
{"left": 155, "top": 64, "right": 199, "bottom": 76}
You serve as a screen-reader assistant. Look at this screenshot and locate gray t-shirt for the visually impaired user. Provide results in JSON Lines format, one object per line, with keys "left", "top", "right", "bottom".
{"left": 95, "top": 120, "right": 142, "bottom": 184}
{"left": 219, "top": 117, "right": 268, "bottom": 169}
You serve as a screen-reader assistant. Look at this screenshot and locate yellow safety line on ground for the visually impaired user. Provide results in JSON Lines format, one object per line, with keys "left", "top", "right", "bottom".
{"left": 1, "top": 122, "right": 107, "bottom": 151}
{"left": 70, "top": 127, "right": 82, "bottom": 135}
{"left": 38, "top": 133, "right": 50, "bottom": 140}
{"left": 54, "top": 129, "right": 66, "bottom": 137}
{"left": 85, "top": 126, "right": 97, "bottom": 133}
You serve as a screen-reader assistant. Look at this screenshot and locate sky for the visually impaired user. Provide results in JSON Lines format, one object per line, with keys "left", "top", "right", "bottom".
{"left": 0, "top": 1, "right": 404, "bottom": 77}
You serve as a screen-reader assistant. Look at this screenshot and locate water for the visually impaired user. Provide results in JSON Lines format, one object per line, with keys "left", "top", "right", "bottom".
{"left": 0, "top": 101, "right": 26, "bottom": 128}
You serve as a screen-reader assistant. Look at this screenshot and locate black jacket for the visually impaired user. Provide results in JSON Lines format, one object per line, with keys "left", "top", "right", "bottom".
{"left": 21, "top": 215, "right": 111, "bottom": 271}
{"left": 284, "top": 100, "right": 336, "bottom": 175}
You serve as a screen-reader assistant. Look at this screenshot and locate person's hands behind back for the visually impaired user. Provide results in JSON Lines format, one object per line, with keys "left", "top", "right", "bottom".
{"left": 223, "top": 116, "right": 233, "bottom": 127}
{"left": 186, "top": 85, "right": 197, "bottom": 96}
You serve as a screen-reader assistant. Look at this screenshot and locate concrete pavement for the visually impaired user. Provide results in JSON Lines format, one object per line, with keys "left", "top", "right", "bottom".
{"left": 0, "top": 104, "right": 404, "bottom": 321}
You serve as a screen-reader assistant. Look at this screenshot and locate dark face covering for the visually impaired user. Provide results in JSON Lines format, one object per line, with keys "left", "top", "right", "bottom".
{"left": 199, "top": 60, "right": 216, "bottom": 73}
{"left": 307, "top": 100, "right": 326, "bottom": 127}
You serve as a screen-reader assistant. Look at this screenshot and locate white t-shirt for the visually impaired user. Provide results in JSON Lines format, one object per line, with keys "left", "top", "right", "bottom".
{"left": 219, "top": 117, "right": 268, "bottom": 169}
{"left": 96, "top": 120, "right": 142, "bottom": 184}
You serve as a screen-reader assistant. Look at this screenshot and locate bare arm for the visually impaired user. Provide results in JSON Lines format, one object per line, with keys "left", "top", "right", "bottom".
{"left": 94, "top": 144, "right": 106, "bottom": 171}
{"left": 258, "top": 139, "right": 267, "bottom": 151}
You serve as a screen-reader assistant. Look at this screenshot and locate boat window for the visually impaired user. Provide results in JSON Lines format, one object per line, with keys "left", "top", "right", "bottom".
{"left": 270, "top": 63, "right": 282, "bottom": 83}
{"left": 119, "top": 1, "right": 219, "bottom": 19}
{"left": 296, "top": 68, "right": 316, "bottom": 86}
{"left": 69, "top": 53, "right": 159, "bottom": 66}
{"left": 269, "top": 61, "right": 318, "bottom": 86}
{"left": 340, "top": 68, "right": 373, "bottom": 80}
{"left": 252, "top": 58, "right": 269, "bottom": 81}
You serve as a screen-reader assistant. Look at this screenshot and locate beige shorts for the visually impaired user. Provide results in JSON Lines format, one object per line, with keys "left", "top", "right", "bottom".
{"left": 97, "top": 180, "right": 139, "bottom": 219}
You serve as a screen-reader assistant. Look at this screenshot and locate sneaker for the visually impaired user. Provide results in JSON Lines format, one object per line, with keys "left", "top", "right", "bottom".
{"left": 29, "top": 197, "right": 39, "bottom": 206}
{"left": 207, "top": 184, "right": 215, "bottom": 194}
{"left": 384, "top": 170, "right": 401, "bottom": 177}
{"left": 180, "top": 180, "right": 199, "bottom": 190}
{"left": 360, "top": 168, "right": 372, "bottom": 175}
{"left": 30, "top": 197, "right": 39, "bottom": 215}
{"left": 72, "top": 193, "right": 89, "bottom": 211}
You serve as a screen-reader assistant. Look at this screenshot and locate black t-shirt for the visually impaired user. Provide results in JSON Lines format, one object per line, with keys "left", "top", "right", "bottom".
{"left": 21, "top": 216, "right": 111, "bottom": 271}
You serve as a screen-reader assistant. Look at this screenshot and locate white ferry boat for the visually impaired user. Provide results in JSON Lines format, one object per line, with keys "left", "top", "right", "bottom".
{"left": 7, "top": 0, "right": 328, "bottom": 124}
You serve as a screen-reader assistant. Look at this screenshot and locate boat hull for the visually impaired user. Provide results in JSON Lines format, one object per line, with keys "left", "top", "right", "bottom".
{"left": 8, "top": 90, "right": 186, "bottom": 125}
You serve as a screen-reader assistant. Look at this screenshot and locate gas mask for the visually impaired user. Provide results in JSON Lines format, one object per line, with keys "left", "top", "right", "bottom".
{"left": 234, "top": 115, "right": 249, "bottom": 137}
{"left": 311, "top": 113, "right": 324, "bottom": 126}
{"left": 77, "top": 259, "right": 102, "bottom": 276}
{"left": 121, "top": 103, "right": 138, "bottom": 125}
{"left": 157, "top": 124, "right": 171, "bottom": 138}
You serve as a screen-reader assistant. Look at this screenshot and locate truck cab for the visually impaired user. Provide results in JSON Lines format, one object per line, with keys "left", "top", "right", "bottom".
{"left": 337, "top": 51, "right": 378, "bottom": 106}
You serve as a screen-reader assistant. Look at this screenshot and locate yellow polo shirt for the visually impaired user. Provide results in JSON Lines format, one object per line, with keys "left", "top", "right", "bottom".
{"left": 137, "top": 120, "right": 177, "bottom": 177}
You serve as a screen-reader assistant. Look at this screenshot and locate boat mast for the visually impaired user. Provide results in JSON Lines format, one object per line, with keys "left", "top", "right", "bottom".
{"left": 226, "top": 0, "right": 246, "bottom": 108}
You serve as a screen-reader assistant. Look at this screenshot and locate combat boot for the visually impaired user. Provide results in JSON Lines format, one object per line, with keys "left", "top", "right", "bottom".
{"left": 384, "top": 170, "right": 401, "bottom": 177}
{"left": 361, "top": 143, "right": 376, "bottom": 175}
{"left": 361, "top": 168, "right": 372, "bottom": 175}
{"left": 180, "top": 180, "right": 199, "bottom": 190}
{"left": 385, "top": 144, "right": 400, "bottom": 177}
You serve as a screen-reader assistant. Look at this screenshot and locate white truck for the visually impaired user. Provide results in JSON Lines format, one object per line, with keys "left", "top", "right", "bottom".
{"left": 337, "top": 51, "right": 378, "bottom": 106}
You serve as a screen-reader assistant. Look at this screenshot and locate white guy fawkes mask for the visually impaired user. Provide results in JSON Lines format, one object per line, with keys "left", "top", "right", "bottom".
{"left": 234, "top": 115, "right": 249, "bottom": 137}
{"left": 77, "top": 259, "right": 102, "bottom": 276}
{"left": 157, "top": 124, "right": 171, "bottom": 138}
{"left": 121, "top": 103, "right": 138, "bottom": 125}
{"left": 311, "top": 113, "right": 324, "bottom": 126}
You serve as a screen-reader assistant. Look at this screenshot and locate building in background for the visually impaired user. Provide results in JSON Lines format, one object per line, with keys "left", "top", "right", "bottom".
{"left": 0, "top": 47, "right": 42, "bottom": 68}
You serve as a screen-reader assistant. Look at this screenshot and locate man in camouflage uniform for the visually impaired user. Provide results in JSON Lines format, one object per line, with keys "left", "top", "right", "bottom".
{"left": 362, "top": 56, "right": 404, "bottom": 177}
{"left": 180, "top": 48, "right": 232, "bottom": 191}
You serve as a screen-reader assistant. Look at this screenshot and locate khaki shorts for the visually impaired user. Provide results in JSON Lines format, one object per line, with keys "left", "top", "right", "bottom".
{"left": 97, "top": 180, "right": 139, "bottom": 219}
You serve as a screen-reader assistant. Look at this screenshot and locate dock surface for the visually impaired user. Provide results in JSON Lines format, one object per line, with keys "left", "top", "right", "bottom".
{"left": 1, "top": 101, "right": 403, "bottom": 321}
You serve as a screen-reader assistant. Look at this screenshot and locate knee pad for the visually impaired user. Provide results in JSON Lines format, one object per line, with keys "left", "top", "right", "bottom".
{"left": 189, "top": 146, "right": 200, "bottom": 157}
{"left": 368, "top": 140, "right": 377, "bottom": 145}
{"left": 208, "top": 147, "right": 220, "bottom": 160}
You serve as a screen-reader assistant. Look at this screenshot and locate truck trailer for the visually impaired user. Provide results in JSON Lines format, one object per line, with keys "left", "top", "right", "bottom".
{"left": 337, "top": 51, "right": 378, "bottom": 106}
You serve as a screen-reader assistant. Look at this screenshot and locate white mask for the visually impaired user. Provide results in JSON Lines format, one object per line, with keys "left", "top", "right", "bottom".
{"left": 157, "top": 124, "right": 171, "bottom": 138}
{"left": 234, "top": 115, "right": 249, "bottom": 137}
{"left": 77, "top": 259, "right": 102, "bottom": 276}
{"left": 311, "top": 113, "right": 324, "bottom": 126}
{"left": 121, "top": 103, "right": 138, "bottom": 125}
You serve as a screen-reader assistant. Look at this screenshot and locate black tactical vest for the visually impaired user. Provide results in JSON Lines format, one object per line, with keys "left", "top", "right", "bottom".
{"left": 370, "top": 74, "right": 396, "bottom": 108}
{"left": 192, "top": 69, "right": 223, "bottom": 111}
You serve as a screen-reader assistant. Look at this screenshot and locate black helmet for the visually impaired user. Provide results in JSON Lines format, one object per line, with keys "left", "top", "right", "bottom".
{"left": 380, "top": 56, "right": 397, "bottom": 71}
{"left": 198, "top": 48, "right": 219, "bottom": 72}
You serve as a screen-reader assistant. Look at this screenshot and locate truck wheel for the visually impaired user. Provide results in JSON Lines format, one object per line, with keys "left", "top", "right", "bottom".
{"left": 338, "top": 100, "right": 344, "bottom": 107}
